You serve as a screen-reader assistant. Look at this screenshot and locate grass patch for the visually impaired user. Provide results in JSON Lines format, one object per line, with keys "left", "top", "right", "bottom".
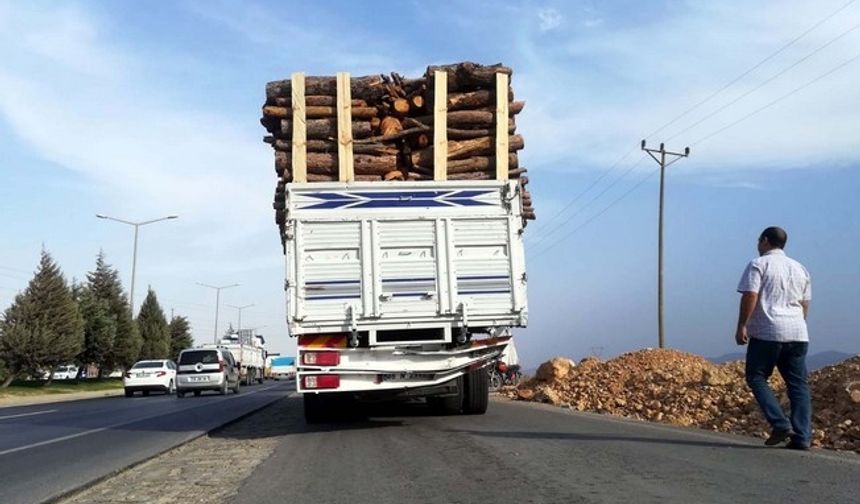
{"left": 0, "top": 378, "right": 124, "bottom": 398}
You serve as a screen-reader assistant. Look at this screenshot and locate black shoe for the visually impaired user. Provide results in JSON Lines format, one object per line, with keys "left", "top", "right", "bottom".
{"left": 785, "top": 441, "right": 810, "bottom": 451}
{"left": 765, "top": 429, "right": 793, "bottom": 446}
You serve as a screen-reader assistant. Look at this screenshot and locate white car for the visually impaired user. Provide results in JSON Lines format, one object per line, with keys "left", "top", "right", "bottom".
{"left": 47, "top": 365, "right": 79, "bottom": 380}
{"left": 123, "top": 360, "right": 177, "bottom": 397}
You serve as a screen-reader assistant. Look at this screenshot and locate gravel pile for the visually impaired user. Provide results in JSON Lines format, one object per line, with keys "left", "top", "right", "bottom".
{"left": 508, "top": 349, "right": 859, "bottom": 452}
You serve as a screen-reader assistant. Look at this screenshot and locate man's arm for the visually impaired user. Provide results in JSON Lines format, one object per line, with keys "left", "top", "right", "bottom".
{"left": 800, "top": 300, "right": 810, "bottom": 320}
{"left": 736, "top": 292, "right": 758, "bottom": 345}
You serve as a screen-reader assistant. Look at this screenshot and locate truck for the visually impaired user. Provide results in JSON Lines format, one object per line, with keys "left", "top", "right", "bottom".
{"left": 267, "top": 356, "right": 296, "bottom": 380}
{"left": 266, "top": 64, "right": 531, "bottom": 422}
{"left": 202, "top": 329, "right": 266, "bottom": 385}
{"left": 285, "top": 180, "right": 528, "bottom": 421}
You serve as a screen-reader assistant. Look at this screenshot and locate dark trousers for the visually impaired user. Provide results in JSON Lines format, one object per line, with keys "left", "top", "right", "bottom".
{"left": 745, "top": 338, "right": 812, "bottom": 445}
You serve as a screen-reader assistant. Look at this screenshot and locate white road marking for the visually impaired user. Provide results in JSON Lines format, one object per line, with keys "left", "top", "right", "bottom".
{"left": 0, "top": 384, "right": 283, "bottom": 457}
{"left": 0, "top": 409, "right": 58, "bottom": 421}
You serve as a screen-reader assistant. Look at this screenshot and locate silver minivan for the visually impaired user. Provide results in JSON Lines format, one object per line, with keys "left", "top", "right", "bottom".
{"left": 175, "top": 348, "right": 240, "bottom": 397}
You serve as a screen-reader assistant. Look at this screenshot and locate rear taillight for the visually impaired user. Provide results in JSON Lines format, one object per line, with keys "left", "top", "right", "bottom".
{"left": 156, "top": 371, "right": 166, "bottom": 377}
{"left": 302, "top": 374, "right": 340, "bottom": 390}
{"left": 302, "top": 351, "right": 340, "bottom": 366}
{"left": 219, "top": 360, "right": 225, "bottom": 372}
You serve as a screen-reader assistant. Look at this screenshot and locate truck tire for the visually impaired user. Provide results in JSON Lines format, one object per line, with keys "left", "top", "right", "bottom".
{"left": 463, "top": 367, "right": 489, "bottom": 414}
{"left": 428, "top": 375, "right": 463, "bottom": 415}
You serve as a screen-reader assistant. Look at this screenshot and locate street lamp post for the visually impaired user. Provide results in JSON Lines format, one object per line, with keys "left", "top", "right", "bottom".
{"left": 198, "top": 283, "right": 239, "bottom": 343}
{"left": 96, "top": 214, "right": 178, "bottom": 315}
{"left": 226, "top": 303, "right": 255, "bottom": 332}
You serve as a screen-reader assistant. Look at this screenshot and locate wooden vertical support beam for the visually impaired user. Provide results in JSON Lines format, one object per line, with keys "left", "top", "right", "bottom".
{"left": 495, "top": 72, "right": 510, "bottom": 180}
{"left": 433, "top": 70, "right": 448, "bottom": 181}
{"left": 336, "top": 71, "right": 355, "bottom": 182}
{"left": 291, "top": 72, "right": 307, "bottom": 183}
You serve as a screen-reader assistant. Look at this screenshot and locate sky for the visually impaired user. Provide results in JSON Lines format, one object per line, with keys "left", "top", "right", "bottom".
{"left": 1, "top": 0, "right": 858, "bottom": 368}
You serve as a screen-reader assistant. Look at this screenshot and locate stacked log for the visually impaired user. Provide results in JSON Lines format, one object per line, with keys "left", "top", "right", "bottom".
{"left": 260, "top": 62, "right": 537, "bottom": 240}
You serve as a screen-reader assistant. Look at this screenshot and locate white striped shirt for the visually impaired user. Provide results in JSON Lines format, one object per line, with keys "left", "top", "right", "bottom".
{"left": 737, "top": 249, "right": 811, "bottom": 342}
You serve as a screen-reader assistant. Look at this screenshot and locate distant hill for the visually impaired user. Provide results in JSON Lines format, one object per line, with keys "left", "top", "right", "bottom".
{"left": 807, "top": 351, "right": 855, "bottom": 370}
{"left": 708, "top": 350, "right": 855, "bottom": 370}
{"left": 710, "top": 352, "right": 745, "bottom": 364}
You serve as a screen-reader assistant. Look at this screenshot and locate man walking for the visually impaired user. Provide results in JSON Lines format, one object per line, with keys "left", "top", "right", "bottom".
{"left": 736, "top": 226, "right": 812, "bottom": 450}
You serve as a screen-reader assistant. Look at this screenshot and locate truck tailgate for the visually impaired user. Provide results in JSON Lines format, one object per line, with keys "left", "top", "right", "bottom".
{"left": 284, "top": 180, "right": 528, "bottom": 339}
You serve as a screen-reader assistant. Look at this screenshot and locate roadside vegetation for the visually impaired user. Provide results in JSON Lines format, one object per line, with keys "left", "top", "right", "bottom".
{"left": 0, "top": 249, "right": 194, "bottom": 390}
{"left": 0, "top": 378, "right": 124, "bottom": 398}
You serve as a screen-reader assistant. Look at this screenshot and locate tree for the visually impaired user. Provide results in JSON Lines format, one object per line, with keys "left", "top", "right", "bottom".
{"left": 87, "top": 251, "right": 140, "bottom": 373}
{"left": 76, "top": 290, "right": 116, "bottom": 376}
{"left": 136, "top": 288, "right": 169, "bottom": 360}
{"left": 168, "top": 316, "right": 193, "bottom": 359}
{"left": 0, "top": 250, "right": 83, "bottom": 387}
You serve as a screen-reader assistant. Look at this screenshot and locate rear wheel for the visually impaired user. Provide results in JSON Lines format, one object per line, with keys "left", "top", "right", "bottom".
{"left": 193, "top": 390, "right": 201, "bottom": 397}
{"left": 233, "top": 380, "right": 241, "bottom": 394}
{"left": 489, "top": 370, "right": 503, "bottom": 390}
{"left": 510, "top": 372, "right": 522, "bottom": 387}
{"left": 176, "top": 389, "right": 186, "bottom": 398}
{"left": 124, "top": 389, "right": 133, "bottom": 398}
{"left": 142, "top": 390, "right": 150, "bottom": 397}
{"left": 428, "top": 375, "right": 464, "bottom": 415}
{"left": 463, "top": 367, "right": 489, "bottom": 415}
{"left": 220, "top": 380, "right": 228, "bottom": 395}
{"left": 167, "top": 380, "right": 175, "bottom": 394}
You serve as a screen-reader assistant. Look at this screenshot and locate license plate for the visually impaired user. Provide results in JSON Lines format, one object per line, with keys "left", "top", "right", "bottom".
{"left": 189, "top": 376, "right": 208, "bottom": 382}
{"left": 379, "top": 373, "right": 430, "bottom": 382}
{"left": 138, "top": 373, "right": 150, "bottom": 378}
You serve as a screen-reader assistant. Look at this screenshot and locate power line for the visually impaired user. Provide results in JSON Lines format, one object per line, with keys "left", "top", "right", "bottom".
{"left": 666, "top": 20, "right": 860, "bottom": 142}
{"left": 531, "top": 166, "right": 660, "bottom": 259}
{"left": 531, "top": 49, "right": 860, "bottom": 259}
{"left": 646, "top": 0, "right": 858, "bottom": 139}
{"left": 527, "top": 149, "right": 635, "bottom": 238}
{"left": 529, "top": 156, "right": 646, "bottom": 247}
{"left": 692, "top": 50, "right": 860, "bottom": 147}
{"left": 525, "top": 1, "right": 856, "bottom": 244}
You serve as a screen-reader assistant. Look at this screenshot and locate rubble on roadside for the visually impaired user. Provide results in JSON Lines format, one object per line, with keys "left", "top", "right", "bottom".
{"left": 505, "top": 349, "right": 860, "bottom": 453}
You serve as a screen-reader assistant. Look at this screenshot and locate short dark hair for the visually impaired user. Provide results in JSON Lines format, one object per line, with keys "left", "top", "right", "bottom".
{"left": 760, "top": 226, "right": 787, "bottom": 249}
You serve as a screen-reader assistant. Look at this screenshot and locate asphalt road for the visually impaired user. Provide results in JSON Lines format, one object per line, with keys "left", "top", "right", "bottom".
{"left": 0, "top": 379, "right": 293, "bottom": 504}
{"left": 235, "top": 397, "right": 859, "bottom": 504}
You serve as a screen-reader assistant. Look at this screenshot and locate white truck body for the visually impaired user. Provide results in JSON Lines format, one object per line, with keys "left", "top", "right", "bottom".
{"left": 202, "top": 337, "right": 266, "bottom": 385}
{"left": 285, "top": 180, "right": 528, "bottom": 396}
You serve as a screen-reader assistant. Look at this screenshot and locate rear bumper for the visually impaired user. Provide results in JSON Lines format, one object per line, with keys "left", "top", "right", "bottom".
{"left": 124, "top": 378, "right": 171, "bottom": 390}
{"left": 297, "top": 336, "right": 509, "bottom": 394}
{"left": 176, "top": 374, "right": 226, "bottom": 390}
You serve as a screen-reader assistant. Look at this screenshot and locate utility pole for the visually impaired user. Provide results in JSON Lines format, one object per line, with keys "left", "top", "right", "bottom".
{"left": 640, "top": 140, "right": 690, "bottom": 349}
{"left": 197, "top": 283, "right": 239, "bottom": 343}
{"left": 226, "top": 303, "right": 254, "bottom": 332}
{"left": 96, "top": 214, "right": 178, "bottom": 315}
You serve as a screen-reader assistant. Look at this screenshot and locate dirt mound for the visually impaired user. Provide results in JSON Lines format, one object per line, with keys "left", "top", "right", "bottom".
{"left": 507, "top": 349, "right": 859, "bottom": 453}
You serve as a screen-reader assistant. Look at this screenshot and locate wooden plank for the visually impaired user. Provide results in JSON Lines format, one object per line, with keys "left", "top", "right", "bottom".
{"left": 495, "top": 72, "right": 509, "bottom": 180}
{"left": 336, "top": 71, "right": 355, "bottom": 182}
{"left": 290, "top": 72, "right": 307, "bottom": 183}
{"left": 433, "top": 70, "right": 448, "bottom": 181}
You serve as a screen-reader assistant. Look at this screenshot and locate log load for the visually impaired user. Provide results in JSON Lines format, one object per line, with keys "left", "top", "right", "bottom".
{"left": 261, "top": 61, "right": 537, "bottom": 243}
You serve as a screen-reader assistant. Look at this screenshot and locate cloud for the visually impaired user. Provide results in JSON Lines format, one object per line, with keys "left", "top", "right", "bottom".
{"left": 511, "top": 0, "right": 860, "bottom": 175}
{"left": 537, "top": 7, "right": 563, "bottom": 32}
{"left": 181, "top": 0, "right": 401, "bottom": 74}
